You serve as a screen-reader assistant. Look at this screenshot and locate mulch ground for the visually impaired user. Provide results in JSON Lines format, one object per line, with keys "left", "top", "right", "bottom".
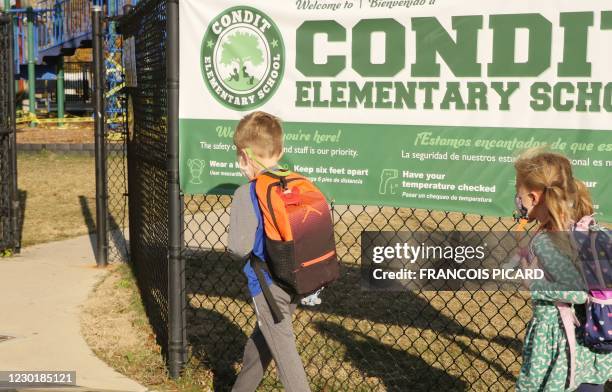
{"left": 16, "top": 123, "right": 94, "bottom": 144}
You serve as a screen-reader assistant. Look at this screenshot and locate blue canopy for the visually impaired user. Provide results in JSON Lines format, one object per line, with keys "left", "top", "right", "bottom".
{"left": 17, "top": 64, "right": 57, "bottom": 80}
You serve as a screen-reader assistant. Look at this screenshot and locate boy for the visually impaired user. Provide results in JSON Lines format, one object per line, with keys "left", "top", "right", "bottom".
{"left": 228, "top": 111, "right": 311, "bottom": 392}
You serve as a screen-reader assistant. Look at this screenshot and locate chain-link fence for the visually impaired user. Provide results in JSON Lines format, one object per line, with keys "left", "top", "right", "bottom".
{"left": 0, "top": 14, "right": 19, "bottom": 253}
{"left": 104, "top": 15, "right": 129, "bottom": 263}
{"left": 117, "top": 0, "right": 173, "bottom": 362}
{"left": 184, "top": 197, "right": 533, "bottom": 391}
{"left": 111, "top": 1, "right": 612, "bottom": 391}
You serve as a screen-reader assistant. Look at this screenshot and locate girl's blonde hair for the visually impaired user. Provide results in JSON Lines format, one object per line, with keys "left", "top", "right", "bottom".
{"left": 514, "top": 149, "right": 593, "bottom": 232}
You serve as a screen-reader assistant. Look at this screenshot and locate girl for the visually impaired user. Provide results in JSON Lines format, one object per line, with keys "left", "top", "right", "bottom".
{"left": 514, "top": 150, "right": 611, "bottom": 391}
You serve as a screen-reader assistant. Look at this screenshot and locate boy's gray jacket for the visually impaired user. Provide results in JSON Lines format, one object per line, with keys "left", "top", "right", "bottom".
{"left": 228, "top": 183, "right": 258, "bottom": 259}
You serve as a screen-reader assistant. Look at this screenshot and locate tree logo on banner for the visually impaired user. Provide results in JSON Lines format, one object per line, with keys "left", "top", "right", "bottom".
{"left": 201, "top": 6, "right": 285, "bottom": 111}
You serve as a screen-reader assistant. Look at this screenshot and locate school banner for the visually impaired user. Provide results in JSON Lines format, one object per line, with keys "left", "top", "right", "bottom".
{"left": 179, "top": 0, "right": 612, "bottom": 220}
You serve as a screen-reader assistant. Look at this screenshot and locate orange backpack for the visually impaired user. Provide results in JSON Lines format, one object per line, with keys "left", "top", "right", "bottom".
{"left": 250, "top": 170, "right": 339, "bottom": 303}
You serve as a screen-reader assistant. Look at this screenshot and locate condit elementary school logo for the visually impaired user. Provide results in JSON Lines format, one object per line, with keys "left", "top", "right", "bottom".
{"left": 201, "top": 6, "right": 285, "bottom": 111}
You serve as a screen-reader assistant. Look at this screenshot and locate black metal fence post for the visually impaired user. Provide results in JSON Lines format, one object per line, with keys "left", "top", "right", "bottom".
{"left": 8, "top": 13, "right": 18, "bottom": 253}
{"left": 93, "top": 5, "right": 108, "bottom": 267}
{"left": 0, "top": 13, "right": 18, "bottom": 253}
{"left": 167, "top": 0, "right": 185, "bottom": 378}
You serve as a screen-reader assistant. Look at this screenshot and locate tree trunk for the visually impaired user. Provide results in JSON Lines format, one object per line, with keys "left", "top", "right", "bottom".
{"left": 238, "top": 59, "right": 244, "bottom": 80}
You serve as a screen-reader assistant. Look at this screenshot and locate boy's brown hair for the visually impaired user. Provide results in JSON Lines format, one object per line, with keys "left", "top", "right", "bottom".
{"left": 234, "top": 111, "right": 283, "bottom": 158}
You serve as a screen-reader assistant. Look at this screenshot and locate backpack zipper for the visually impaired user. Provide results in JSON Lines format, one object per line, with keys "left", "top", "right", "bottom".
{"left": 301, "top": 250, "right": 336, "bottom": 268}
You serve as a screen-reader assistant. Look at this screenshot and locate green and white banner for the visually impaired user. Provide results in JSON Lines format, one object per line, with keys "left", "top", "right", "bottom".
{"left": 179, "top": 0, "right": 612, "bottom": 219}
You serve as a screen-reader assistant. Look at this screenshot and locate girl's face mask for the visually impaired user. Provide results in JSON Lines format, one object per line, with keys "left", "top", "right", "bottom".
{"left": 515, "top": 186, "right": 542, "bottom": 222}
{"left": 514, "top": 194, "right": 529, "bottom": 220}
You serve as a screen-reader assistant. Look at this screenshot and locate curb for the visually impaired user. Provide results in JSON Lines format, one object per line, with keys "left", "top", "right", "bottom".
{"left": 16, "top": 144, "right": 125, "bottom": 155}
{"left": 3, "top": 388, "right": 141, "bottom": 392}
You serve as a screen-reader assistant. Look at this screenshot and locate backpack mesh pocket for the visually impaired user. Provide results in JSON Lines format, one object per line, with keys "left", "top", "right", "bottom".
{"left": 265, "top": 237, "right": 297, "bottom": 289}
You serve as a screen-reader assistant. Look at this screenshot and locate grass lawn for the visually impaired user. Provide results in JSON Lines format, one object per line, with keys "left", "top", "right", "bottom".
{"left": 82, "top": 263, "right": 213, "bottom": 392}
{"left": 17, "top": 151, "right": 96, "bottom": 247}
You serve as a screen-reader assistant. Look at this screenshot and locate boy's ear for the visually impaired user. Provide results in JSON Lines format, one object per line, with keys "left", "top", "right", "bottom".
{"left": 237, "top": 148, "right": 247, "bottom": 162}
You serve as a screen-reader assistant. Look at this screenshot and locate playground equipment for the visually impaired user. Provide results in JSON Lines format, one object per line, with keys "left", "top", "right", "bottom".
{"left": 2, "top": 0, "right": 133, "bottom": 265}
{"left": 2, "top": 0, "right": 134, "bottom": 124}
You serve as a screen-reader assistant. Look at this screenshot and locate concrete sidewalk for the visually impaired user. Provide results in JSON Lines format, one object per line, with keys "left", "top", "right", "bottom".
{"left": 0, "top": 235, "right": 147, "bottom": 392}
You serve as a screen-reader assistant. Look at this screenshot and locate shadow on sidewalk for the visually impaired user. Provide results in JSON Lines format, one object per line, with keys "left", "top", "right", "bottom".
{"left": 79, "top": 195, "right": 128, "bottom": 264}
{"left": 79, "top": 195, "right": 96, "bottom": 258}
{"left": 16, "top": 189, "right": 26, "bottom": 250}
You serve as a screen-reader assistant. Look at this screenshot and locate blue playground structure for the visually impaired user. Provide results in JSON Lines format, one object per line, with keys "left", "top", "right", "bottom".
{"left": 2, "top": 0, "right": 135, "bottom": 124}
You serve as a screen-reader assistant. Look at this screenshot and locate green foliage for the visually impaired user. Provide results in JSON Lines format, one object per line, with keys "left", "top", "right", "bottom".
{"left": 116, "top": 277, "right": 132, "bottom": 289}
{"left": 0, "top": 248, "right": 13, "bottom": 258}
{"left": 220, "top": 31, "right": 264, "bottom": 71}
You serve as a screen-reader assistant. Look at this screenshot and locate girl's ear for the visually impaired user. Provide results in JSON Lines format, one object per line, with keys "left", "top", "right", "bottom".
{"left": 529, "top": 190, "right": 543, "bottom": 206}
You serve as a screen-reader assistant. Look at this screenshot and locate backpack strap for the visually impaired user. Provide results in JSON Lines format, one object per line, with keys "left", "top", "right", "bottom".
{"left": 571, "top": 215, "right": 609, "bottom": 290}
{"left": 589, "top": 229, "right": 607, "bottom": 289}
{"left": 555, "top": 302, "right": 580, "bottom": 390}
{"left": 262, "top": 174, "right": 284, "bottom": 235}
{"left": 256, "top": 171, "right": 302, "bottom": 240}
{"left": 589, "top": 296, "right": 612, "bottom": 305}
{"left": 249, "top": 179, "right": 285, "bottom": 324}
{"left": 250, "top": 252, "right": 284, "bottom": 323}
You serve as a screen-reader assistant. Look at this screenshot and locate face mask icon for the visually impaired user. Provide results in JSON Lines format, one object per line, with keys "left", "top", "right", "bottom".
{"left": 188, "top": 159, "right": 206, "bottom": 184}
